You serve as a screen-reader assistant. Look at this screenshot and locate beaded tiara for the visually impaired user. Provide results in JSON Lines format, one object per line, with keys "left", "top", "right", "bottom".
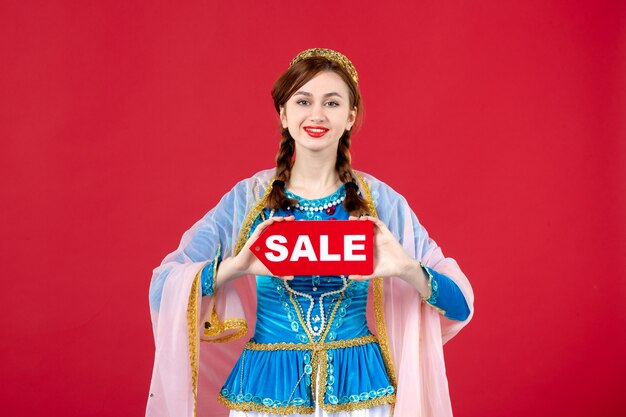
{"left": 289, "top": 48, "right": 359, "bottom": 85}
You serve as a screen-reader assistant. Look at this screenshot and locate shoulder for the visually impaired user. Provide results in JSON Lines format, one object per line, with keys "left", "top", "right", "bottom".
{"left": 201, "top": 168, "right": 275, "bottom": 218}
{"left": 226, "top": 168, "right": 277, "bottom": 196}
{"left": 353, "top": 169, "right": 407, "bottom": 207}
{"left": 248, "top": 167, "right": 276, "bottom": 183}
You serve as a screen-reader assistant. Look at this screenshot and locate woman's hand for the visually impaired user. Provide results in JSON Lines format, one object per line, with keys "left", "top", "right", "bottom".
{"left": 216, "top": 215, "right": 295, "bottom": 288}
{"left": 347, "top": 215, "right": 430, "bottom": 297}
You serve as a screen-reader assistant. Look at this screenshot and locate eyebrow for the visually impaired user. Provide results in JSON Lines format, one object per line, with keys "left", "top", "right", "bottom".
{"left": 293, "top": 91, "right": 344, "bottom": 99}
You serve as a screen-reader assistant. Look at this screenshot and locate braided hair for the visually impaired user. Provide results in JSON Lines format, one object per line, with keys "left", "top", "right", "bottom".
{"left": 266, "top": 56, "right": 370, "bottom": 216}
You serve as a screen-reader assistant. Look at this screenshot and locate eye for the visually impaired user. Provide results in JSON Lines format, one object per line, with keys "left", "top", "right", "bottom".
{"left": 296, "top": 99, "right": 310, "bottom": 105}
{"left": 325, "top": 101, "right": 339, "bottom": 107}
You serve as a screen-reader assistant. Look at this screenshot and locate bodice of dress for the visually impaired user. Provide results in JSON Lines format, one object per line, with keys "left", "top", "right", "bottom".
{"left": 217, "top": 185, "right": 396, "bottom": 414}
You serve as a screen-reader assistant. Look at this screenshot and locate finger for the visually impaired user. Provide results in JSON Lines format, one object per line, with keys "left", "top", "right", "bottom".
{"left": 360, "top": 215, "right": 378, "bottom": 224}
{"left": 259, "top": 214, "right": 291, "bottom": 230}
{"left": 349, "top": 273, "right": 377, "bottom": 281}
{"left": 284, "top": 215, "right": 295, "bottom": 221}
{"left": 279, "top": 275, "right": 294, "bottom": 281}
{"left": 362, "top": 216, "right": 388, "bottom": 232}
{"left": 260, "top": 216, "right": 278, "bottom": 226}
{"left": 348, "top": 215, "right": 359, "bottom": 221}
{"left": 244, "top": 217, "right": 280, "bottom": 248}
{"left": 250, "top": 218, "right": 276, "bottom": 237}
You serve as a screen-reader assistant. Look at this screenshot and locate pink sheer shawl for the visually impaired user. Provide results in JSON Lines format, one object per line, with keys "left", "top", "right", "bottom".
{"left": 146, "top": 169, "right": 474, "bottom": 417}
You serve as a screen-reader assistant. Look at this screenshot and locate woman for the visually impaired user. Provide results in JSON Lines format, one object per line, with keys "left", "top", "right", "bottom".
{"left": 147, "top": 48, "right": 474, "bottom": 417}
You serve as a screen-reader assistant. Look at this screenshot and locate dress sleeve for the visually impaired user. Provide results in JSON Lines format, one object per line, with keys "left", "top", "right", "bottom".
{"left": 199, "top": 248, "right": 222, "bottom": 296}
{"left": 148, "top": 181, "right": 241, "bottom": 312}
{"left": 147, "top": 178, "right": 259, "bottom": 417}
{"left": 407, "top": 206, "right": 475, "bottom": 343}
{"left": 361, "top": 173, "right": 473, "bottom": 416}
{"left": 371, "top": 178, "right": 474, "bottom": 343}
{"left": 420, "top": 263, "right": 471, "bottom": 321}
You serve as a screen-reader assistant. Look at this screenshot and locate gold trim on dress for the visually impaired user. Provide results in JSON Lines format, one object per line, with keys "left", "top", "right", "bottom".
{"left": 210, "top": 245, "right": 220, "bottom": 294}
{"left": 194, "top": 243, "right": 249, "bottom": 343}
{"left": 245, "top": 334, "right": 378, "bottom": 351}
{"left": 213, "top": 172, "right": 399, "bottom": 414}
{"left": 323, "top": 394, "right": 396, "bottom": 413}
{"left": 218, "top": 334, "right": 394, "bottom": 414}
{"left": 218, "top": 389, "right": 395, "bottom": 415}
{"left": 234, "top": 177, "right": 275, "bottom": 256}
{"left": 194, "top": 244, "right": 222, "bottom": 297}
{"left": 354, "top": 171, "right": 398, "bottom": 390}
{"left": 186, "top": 270, "right": 200, "bottom": 417}
{"left": 287, "top": 290, "right": 315, "bottom": 342}
{"left": 217, "top": 396, "right": 315, "bottom": 415}
{"left": 201, "top": 302, "right": 248, "bottom": 343}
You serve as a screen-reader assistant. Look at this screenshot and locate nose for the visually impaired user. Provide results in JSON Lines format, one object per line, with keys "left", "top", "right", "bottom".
{"left": 309, "top": 102, "right": 326, "bottom": 122}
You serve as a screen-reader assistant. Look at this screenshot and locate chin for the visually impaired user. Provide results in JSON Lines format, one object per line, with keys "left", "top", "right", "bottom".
{"left": 296, "top": 137, "right": 340, "bottom": 151}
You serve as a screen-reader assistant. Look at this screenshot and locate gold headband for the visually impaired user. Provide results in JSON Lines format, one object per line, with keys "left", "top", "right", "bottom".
{"left": 289, "top": 48, "right": 359, "bottom": 85}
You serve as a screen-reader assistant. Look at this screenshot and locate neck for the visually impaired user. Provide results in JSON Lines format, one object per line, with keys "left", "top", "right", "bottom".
{"left": 288, "top": 151, "right": 342, "bottom": 199}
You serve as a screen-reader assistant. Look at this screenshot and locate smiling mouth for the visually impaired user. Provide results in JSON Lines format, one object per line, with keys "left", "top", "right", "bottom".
{"left": 303, "top": 126, "right": 329, "bottom": 138}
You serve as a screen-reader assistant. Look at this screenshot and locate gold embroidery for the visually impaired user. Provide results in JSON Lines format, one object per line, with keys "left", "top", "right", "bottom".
{"left": 287, "top": 290, "right": 314, "bottom": 341}
{"left": 324, "top": 334, "right": 376, "bottom": 348}
{"left": 283, "top": 280, "right": 351, "bottom": 399}
{"left": 323, "top": 394, "right": 396, "bottom": 412}
{"left": 226, "top": 334, "right": 392, "bottom": 414}
{"left": 218, "top": 391, "right": 395, "bottom": 414}
{"left": 217, "top": 396, "right": 315, "bottom": 415}
{"left": 245, "top": 334, "right": 378, "bottom": 351}
{"left": 214, "top": 172, "right": 399, "bottom": 414}
{"left": 354, "top": 171, "right": 398, "bottom": 389}
{"left": 186, "top": 270, "right": 200, "bottom": 417}
{"left": 317, "top": 334, "right": 395, "bottom": 413}
{"left": 285, "top": 281, "right": 351, "bottom": 342}
{"left": 234, "top": 178, "right": 275, "bottom": 256}
{"left": 201, "top": 306, "right": 248, "bottom": 343}
{"left": 195, "top": 244, "right": 249, "bottom": 343}
{"left": 321, "top": 286, "right": 347, "bottom": 342}
{"left": 316, "top": 344, "right": 328, "bottom": 411}
{"left": 354, "top": 171, "right": 377, "bottom": 216}
{"left": 210, "top": 244, "right": 221, "bottom": 294}
{"left": 194, "top": 244, "right": 222, "bottom": 296}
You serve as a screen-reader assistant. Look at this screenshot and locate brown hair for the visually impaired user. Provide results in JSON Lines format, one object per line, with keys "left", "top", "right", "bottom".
{"left": 266, "top": 56, "right": 370, "bottom": 216}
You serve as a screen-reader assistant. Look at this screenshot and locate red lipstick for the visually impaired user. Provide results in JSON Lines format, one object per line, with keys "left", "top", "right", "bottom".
{"left": 303, "top": 126, "right": 329, "bottom": 138}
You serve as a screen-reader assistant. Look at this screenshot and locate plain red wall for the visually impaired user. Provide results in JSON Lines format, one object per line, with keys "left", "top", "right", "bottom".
{"left": 1, "top": 1, "right": 624, "bottom": 416}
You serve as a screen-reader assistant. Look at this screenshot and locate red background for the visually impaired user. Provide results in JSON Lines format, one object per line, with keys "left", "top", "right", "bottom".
{"left": 1, "top": 1, "right": 625, "bottom": 416}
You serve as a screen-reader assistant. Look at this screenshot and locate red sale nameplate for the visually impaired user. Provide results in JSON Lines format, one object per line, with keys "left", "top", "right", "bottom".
{"left": 250, "top": 220, "right": 374, "bottom": 276}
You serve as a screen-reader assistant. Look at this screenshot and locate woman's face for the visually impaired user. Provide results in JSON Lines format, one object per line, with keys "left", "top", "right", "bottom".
{"left": 280, "top": 71, "right": 356, "bottom": 155}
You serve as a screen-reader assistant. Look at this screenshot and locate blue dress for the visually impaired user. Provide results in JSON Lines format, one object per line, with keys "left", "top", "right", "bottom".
{"left": 199, "top": 184, "right": 470, "bottom": 415}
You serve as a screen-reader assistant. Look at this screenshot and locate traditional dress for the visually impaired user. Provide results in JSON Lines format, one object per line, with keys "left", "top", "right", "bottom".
{"left": 147, "top": 169, "right": 474, "bottom": 417}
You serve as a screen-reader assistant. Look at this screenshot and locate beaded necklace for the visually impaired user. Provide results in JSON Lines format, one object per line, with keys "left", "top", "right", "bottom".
{"left": 268, "top": 184, "right": 347, "bottom": 218}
